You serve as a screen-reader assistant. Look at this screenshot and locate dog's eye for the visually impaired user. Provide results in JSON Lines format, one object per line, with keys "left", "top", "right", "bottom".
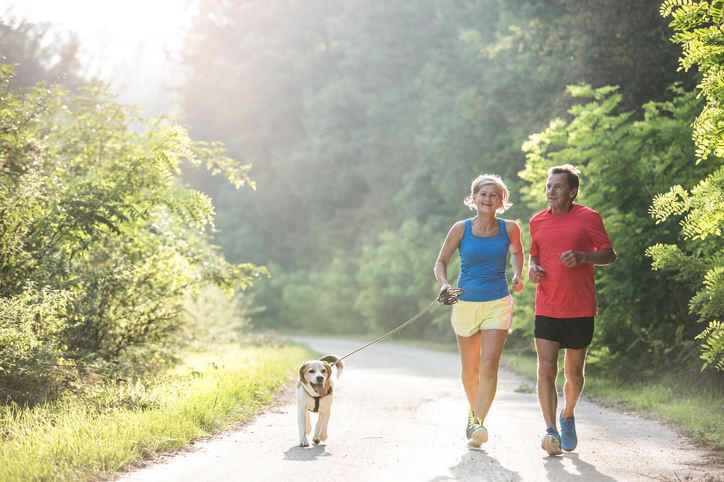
{"left": 307, "top": 369, "right": 315, "bottom": 373}
{"left": 321, "top": 369, "right": 326, "bottom": 373}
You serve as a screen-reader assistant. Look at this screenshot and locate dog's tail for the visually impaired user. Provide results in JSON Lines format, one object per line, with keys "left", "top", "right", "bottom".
{"left": 319, "top": 355, "right": 344, "bottom": 379}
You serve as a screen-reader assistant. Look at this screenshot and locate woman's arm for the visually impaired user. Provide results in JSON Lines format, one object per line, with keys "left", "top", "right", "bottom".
{"left": 434, "top": 221, "right": 465, "bottom": 292}
{"left": 506, "top": 220, "right": 525, "bottom": 293}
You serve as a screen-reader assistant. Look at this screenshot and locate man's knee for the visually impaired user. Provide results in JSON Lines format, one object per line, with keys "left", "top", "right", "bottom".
{"left": 537, "top": 359, "right": 558, "bottom": 382}
{"left": 564, "top": 367, "right": 584, "bottom": 386}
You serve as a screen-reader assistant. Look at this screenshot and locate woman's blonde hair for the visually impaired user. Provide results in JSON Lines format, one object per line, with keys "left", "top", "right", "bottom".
{"left": 463, "top": 174, "right": 512, "bottom": 213}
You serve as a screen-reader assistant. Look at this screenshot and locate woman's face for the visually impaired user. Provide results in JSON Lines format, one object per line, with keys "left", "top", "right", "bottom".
{"left": 474, "top": 183, "right": 501, "bottom": 212}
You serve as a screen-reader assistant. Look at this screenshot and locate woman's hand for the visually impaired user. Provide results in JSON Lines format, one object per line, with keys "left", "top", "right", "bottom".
{"left": 439, "top": 283, "right": 452, "bottom": 296}
{"left": 511, "top": 275, "right": 524, "bottom": 293}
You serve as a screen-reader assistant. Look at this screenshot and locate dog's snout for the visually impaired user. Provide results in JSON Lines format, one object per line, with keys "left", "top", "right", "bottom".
{"left": 315, "top": 376, "right": 324, "bottom": 383}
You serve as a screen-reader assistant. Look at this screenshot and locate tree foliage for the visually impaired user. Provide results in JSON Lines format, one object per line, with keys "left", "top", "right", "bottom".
{"left": 520, "top": 85, "right": 714, "bottom": 372}
{"left": 0, "top": 64, "right": 261, "bottom": 403}
{"left": 0, "top": 14, "right": 85, "bottom": 89}
{"left": 177, "top": 0, "right": 690, "bottom": 343}
{"left": 647, "top": 0, "right": 724, "bottom": 370}
{"left": 646, "top": 0, "right": 724, "bottom": 370}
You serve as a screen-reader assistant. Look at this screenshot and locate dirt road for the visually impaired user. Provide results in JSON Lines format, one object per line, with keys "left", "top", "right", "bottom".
{"left": 117, "top": 337, "right": 723, "bottom": 481}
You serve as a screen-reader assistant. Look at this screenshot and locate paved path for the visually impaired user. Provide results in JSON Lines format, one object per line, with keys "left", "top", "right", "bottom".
{"left": 117, "top": 337, "right": 724, "bottom": 481}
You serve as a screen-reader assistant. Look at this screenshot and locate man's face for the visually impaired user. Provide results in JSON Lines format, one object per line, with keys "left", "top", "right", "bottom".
{"left": 546, "top": 173, "right": 577, "bottom": 210}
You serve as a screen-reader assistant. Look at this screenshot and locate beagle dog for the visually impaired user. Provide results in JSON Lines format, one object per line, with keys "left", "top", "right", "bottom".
{"left": 297, "top": 354, "right": 344, "bottom": 447}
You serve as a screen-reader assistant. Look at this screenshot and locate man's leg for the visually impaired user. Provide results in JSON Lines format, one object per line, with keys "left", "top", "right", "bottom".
{"left": 561, "top": 347, "right": 587, "bottom": 420}
{"left": 535, "top": 337, "right": 560, "bottom": 429}
{"left": 559, "top": 347, "right": 587, "bottom": 451}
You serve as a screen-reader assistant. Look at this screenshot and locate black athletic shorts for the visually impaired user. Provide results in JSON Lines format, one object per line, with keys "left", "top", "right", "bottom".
{"left": 534, "top": 315, "right": 594, "bottom": 350}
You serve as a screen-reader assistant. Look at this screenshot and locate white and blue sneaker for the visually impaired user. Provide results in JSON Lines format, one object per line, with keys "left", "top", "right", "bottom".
{"left": 559, "top": 411, "right": 578, "bottom": 451}
{"left": 541, "top": 426, "right": 563, "bottom": 456}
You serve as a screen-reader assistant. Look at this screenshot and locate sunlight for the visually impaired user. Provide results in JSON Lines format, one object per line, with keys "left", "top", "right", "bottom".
{"left": 0, "top": 0, "right": 194, "bottom": 74}
{"left": 1, "top": 0, "right": 193, "bottom": 37}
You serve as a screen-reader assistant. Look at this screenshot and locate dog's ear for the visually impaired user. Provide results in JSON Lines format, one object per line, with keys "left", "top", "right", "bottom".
{"left": 322, "top": 361, "right": 332, "bottom": 381}
{"left": 298, "top": 362, "right": 308, "bottom": 384}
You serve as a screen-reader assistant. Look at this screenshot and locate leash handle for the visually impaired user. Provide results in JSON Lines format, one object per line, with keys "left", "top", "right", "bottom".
{"left": 332, "top": 288, "right": 465, "bottom": 365}
{"left": 437, "top": 287, "right": 465, "bottom": 305}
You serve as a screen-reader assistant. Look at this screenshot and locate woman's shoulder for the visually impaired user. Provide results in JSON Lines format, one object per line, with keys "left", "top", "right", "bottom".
{"left": 447, "top": 219, "right": 468, "bottom": 237}
{"left": 451, "top": 219, "right": 469, "bottom": 229}
{"left": 501, "top": 218, "right": 521, "bottom": 230}
{"left": 500, "top": 218, "right": 521, "bottom": 240}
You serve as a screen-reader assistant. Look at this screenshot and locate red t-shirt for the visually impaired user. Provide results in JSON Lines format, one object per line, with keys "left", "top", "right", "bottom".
{"left": 529, "top": 204, "right": 613, "bottom": 318}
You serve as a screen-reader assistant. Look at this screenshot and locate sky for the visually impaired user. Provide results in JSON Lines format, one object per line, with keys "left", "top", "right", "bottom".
{"left": 0, "top": 0, "right": 196, "bottom": 111}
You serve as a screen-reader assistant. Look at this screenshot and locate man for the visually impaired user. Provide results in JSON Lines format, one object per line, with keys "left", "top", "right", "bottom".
{"left": 528, "top": 164, "right": 616, "bottom": 456}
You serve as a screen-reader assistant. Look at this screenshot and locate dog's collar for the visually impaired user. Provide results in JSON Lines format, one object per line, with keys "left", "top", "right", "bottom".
{"left": 305, "top": 386, "right": 333, "bottom": 413}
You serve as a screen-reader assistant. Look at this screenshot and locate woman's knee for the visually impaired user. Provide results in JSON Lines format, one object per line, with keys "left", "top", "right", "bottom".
{"left": 478, "top": 358, "right": 500, "bottom": 378}
{"left": 460, "top": 364, "right": 479, "bottom": 382}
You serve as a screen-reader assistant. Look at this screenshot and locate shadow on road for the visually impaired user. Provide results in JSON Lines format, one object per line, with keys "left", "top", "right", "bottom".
{"left": 283, "top": 444, "right": 333, "bottom": 461}
{"left": 544, "top": 453, "right": 617, "bottom": 481}
{"left": 432, "top": 449, "right": 522, "bottom": 481}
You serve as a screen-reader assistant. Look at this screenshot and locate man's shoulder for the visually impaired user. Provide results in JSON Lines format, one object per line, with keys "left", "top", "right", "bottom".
{"left": 530, "top": 209, "right": 549, "bottom": 223}
{"left": 571, "top": 204, "right": 603, "bottom": 220}
{"left": 573, "top": 204, "right": 598, "bottom": 214}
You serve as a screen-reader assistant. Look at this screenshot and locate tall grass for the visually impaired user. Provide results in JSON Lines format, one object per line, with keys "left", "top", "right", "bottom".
{"left": 0, "top": 342, "right": 312, "bottom": 481}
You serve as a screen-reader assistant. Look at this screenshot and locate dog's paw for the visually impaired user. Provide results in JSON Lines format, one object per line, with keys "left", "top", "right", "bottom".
{"left": 313, "top": 438, "right": 321, "bottom": 445}
{"left": 299, "top": 440, "right": 309, "bottom": 448}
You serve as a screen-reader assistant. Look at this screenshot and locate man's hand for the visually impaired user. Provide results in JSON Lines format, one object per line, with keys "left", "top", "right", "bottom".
{"left": 528, "top": 265, "right": 545, "bottom": 283}
{"left": 558, "top": 250, "right": 582, "bottom": 268}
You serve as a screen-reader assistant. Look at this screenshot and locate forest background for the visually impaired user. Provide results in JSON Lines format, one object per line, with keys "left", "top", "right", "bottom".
{"left": 2, "top": 0, "right": 724, "bottom": 408}
{"left": 176, "top": 0, "right": 723, "bottom": 375}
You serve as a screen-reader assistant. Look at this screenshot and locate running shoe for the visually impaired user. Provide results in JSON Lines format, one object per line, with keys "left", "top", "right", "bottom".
{"left": 541, "top": 426, "right": 563, "bottom": 456}
{"left": 467, "top": 423, "right": 489, "bottom": 448}
{"left": 465, "top": 410, "right": 475, "bottom": 439}
{"left": 559, "top": 411, "right": 577, "bottom": 451}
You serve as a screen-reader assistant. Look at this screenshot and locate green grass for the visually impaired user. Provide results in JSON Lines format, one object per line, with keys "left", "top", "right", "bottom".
{"left": 584, "top": 376, "right": 724, "bottom": 451}
{"left": 5, "top": 334, "right": 722, "bottom": 481}
{"left": 500, "top": 350, "right": 724, "bottom": 453}
{"left": 0, "top": 342, "right": 313, "bottom": 481}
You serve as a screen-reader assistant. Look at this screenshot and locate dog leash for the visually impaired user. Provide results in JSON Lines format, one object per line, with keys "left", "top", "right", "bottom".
{"left": 330, "top": 288, "right": 465, "bottom": 366}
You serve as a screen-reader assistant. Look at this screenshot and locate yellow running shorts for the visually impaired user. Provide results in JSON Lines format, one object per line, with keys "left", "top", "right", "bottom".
{"left": 450, "top": 296, "right": 513, "bottom": 337}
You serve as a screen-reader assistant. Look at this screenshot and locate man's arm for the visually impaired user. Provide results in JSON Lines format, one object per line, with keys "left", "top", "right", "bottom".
{"left": 528, "top": 255, "right": 545, "bottom": 283}
{"left": 558, "top": 248, "right": 616, "bottom": 268}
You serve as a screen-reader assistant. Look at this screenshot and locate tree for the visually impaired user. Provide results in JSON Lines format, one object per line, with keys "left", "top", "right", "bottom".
{"left": 177, "top": 0, "right": 696, "bottom": 338}
{"left": 520, "top": 85, "right": 714, "bottom": 372}
{"left": 647, "top": 0, "right": 724, "bottom": 370}
{"left": 0, "top": 65, "right": 261, "bottom": 402}
{"left": 0, "top": 14, "right": 85, "bottom": 89}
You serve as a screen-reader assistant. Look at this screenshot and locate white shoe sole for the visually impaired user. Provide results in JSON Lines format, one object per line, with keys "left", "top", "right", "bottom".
{"left": 467, "top": 427, "right": 488, "bottom": 447}
{"left": 541, "top": 434, "right": 563, "bottom": 456}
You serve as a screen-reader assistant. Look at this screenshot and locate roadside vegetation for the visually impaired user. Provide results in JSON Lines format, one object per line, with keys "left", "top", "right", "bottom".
{"left": 502, "top": 349, "right": 724, "bottom": 453}
{"left": 2, "top": 1, "right": 724, "bottom": 479}
{"left": 0, "top": 338, "right": 309, "bottom": 481}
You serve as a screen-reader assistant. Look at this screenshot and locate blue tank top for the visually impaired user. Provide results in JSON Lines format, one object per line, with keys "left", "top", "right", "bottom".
{"left": 457, "top": 218, "right": 510, "bottom": 302}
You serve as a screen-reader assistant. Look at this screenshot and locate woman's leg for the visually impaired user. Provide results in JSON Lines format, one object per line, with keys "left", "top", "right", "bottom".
{"left": 474, "top": 328, "right": 508, "bottom": 425}
{"left": 457, "top": 331, "right": 482, "bottom": 411}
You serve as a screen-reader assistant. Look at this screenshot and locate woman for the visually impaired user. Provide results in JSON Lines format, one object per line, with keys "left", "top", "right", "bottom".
{"left": 434, "top": 174, "right": 525, "bottom": 447}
